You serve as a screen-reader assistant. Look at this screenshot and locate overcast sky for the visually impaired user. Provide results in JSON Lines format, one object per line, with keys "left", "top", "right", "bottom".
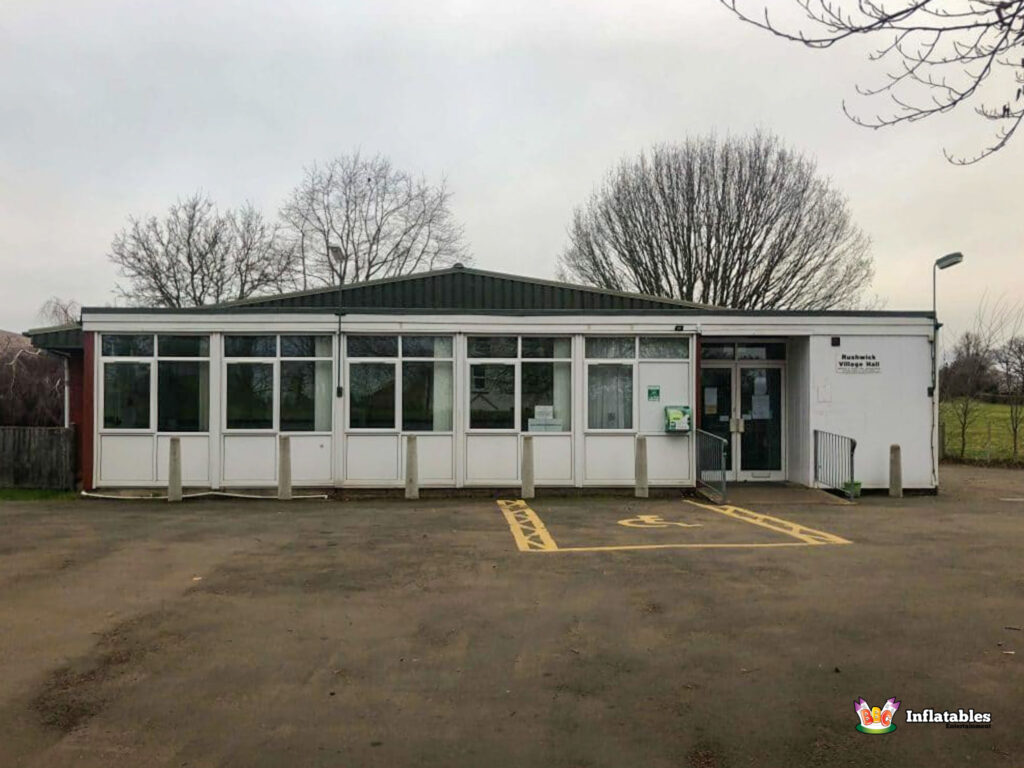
{"left": 2, "top": 0, "right": 1020, "bottom": 340}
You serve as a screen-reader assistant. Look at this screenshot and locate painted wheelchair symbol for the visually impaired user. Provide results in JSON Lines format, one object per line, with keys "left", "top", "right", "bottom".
{"left": 617, "top": 514, "right": 703, "bottom": 529}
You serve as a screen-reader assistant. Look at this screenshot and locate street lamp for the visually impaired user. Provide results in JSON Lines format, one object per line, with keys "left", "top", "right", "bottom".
{"left": 931, "top": 251, "right": 964, "bottom": 487}
{"left": 933, "top": 252, "right": 964, "bottom": 327}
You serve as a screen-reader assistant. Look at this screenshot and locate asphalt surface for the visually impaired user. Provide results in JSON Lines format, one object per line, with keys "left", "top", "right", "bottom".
{"left": 0, "top": 464, "right": 1022, "bottom": 767}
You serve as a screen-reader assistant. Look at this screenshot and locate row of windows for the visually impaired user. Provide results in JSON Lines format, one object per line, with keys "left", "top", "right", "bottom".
{"left": 101, "top": 333, "right": 693, "bottom": 360}
{"left": 102, "top": 333, "right": 332, "bottom": 359}
{"left": 101, "top": 334, "right": 690, "bottom": 434}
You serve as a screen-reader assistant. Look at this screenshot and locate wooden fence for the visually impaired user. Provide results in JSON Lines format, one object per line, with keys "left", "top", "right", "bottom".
{"left": 0, "top": 427, "right": 76, "bottom": 490}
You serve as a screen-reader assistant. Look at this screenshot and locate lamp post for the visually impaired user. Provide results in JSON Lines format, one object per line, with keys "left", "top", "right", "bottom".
{"left": 931, "top": 251, "right": 964, "bottom": 486}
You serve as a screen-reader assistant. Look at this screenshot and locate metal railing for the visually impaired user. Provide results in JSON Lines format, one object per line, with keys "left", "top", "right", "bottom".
{"left": 695, "top": 429, "right": 728, "bottom": 503}
{"left": 814, "top": 429, "right": 857, "bottom": 499}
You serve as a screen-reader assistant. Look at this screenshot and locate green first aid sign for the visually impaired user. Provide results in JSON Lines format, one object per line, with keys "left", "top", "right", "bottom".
{"left": 647, "top": 385, "right": 660, "bottom": 401}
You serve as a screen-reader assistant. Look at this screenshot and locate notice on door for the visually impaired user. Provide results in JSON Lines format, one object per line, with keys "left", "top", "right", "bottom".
{"left": 704, "top": 387, "right": 717, "bottom": 415}
{"left": 647, "top": 385, "right": 661, "bottom": 402}
{"left": 836, "top": 353, "right": 881, "bottom": 373}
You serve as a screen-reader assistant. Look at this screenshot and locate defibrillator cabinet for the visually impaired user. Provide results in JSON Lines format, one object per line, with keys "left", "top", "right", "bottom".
{"left": 663, "top": 405, "right": 692, "bottom": 433}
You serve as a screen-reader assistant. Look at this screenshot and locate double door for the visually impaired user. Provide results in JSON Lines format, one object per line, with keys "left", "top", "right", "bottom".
{"left": 699, "top": 363, "right": 785, "bottom": 481}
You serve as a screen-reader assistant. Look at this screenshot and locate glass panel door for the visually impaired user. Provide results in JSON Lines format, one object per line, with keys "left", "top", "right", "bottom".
{"left": 738, "top": 366, "right": 783, "bottom": 478}
{"left": 699, "top": 367, "right": 734, "bottom": 472}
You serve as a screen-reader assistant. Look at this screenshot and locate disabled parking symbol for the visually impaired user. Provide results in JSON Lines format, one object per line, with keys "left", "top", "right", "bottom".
{"left": 617, "top": 514, "right": 702, "bottom": 529}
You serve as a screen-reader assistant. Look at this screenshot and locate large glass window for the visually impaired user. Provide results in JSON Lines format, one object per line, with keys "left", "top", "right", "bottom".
{"left": 521, "top": 336, "right": 572, "bottom": 432}
{"left": 350, "top": 363, "right": 396, "bottom": 429}
{"left": 103, "top": 363, "right": 150, "bottom": 429}
{"left": 522, "top": 362, "right": 571, "bottom": 431}
{"left": 226, "top": 363, "right": 274, "bottom": 429}
{"left": 403, "top": 361, "right": 453, "bottom": 431}
{"left": 588, "top": 364, "right": 633, "bottom": 430}
{"left": 158, "top": 361, "right": 209, "bottom": 432}
{"left": 223, "top": 334, "right": 333, "bottom": 432}
{"left": 102, "top": 334, "right": 213, "bottom": 433}
{"left": 347, "top": 335, "right": 453, "bottom": 432}
{"left": 281, "top": 361, "right": 332, "bottom": 431}
{"left": 469, "top": 363, "right": 515, "bottom": 429}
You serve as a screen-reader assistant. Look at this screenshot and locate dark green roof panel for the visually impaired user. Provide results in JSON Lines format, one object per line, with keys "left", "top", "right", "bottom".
{"left": 233, "top": 267, "right": 706, "bottom": 312}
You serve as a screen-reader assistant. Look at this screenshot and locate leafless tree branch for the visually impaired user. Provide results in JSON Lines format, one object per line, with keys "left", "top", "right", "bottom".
{"left": 558, "top": 134, "right": 874, "bottom": 310}
{"left": 721, "top": 0, "right": 1024, "bottom": 163}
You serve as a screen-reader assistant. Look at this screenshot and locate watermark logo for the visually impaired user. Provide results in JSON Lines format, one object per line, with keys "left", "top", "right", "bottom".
{"left": 855, "top": 697, "right": 899, "bottom": 734}
{"left": 905, "top": 708, "right": 992, "bottom": 728}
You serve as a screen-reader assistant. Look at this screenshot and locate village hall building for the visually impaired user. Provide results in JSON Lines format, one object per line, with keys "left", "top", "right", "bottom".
{"left": 27, "top": 266, "right": 937, "bottom": 493}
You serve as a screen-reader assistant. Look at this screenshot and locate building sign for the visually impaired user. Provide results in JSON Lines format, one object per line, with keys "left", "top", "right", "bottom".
{"left": 647, "top": 385, "right": 661, "bottom": 401}
{"left": 837, "top": 353, "right": 881, "bottom": 374}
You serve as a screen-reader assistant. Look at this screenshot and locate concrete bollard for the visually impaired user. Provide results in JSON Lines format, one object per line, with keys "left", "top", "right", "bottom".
{"left": 278, "top": 435, "right": 292, "bottom": 501}
{"left": 521, "top": 435, "right": 535, "bottom": 500}
{"left": 405, "top": 435, "right": 419, "bottom": 500}
{"left": 635, "top": 435, "right": 649, "bottom": 499}
{"left": 167, "top": 436, "right": 183, "bottom": 503}
{"left": 889, "top": 444, "right": 903, "bottom": 498}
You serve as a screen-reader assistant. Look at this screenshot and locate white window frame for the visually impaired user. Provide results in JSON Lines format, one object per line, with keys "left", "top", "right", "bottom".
{"left": 222, "top": 334, "right": 335, "bottom": 434}
{"left": 584, "top": 335, "right": 638, "bottom": 434}
{"left": 99, "top": 333, "right": 213, "bottom": 435}
{"left": 345, "top": 334, "right": 455, "bottom": 434}
{"left": 156, "top": 335, "right": 213, "bottom": 435}
{"left": 279, "top": 335, "right": 334, "bottom": 435}
{"left": 520, "top": 335, "right": 573, "bottom": 434}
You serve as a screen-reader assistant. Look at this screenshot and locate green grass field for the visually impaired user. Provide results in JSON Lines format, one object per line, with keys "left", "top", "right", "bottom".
{"left": 0, "top": 488, "right": 79, "bottom": 502}
{"left": 941, "top": 401, "right": 1024, "bottom": 463}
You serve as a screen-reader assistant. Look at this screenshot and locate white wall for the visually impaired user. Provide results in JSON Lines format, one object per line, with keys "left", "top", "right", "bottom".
{"left": 808, "top": 334, "right": 933, "bottom": 489}
{"left": 786, "top": 337, "right": 812, "bottom": 486}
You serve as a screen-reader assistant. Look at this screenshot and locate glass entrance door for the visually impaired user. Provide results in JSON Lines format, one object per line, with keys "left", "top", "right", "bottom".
{"left": 737, "top": 365, "right": 784, "bottom": 480}
{"left": 699, "top": 363, "right": 785, "bottom": 481}
{"left": 699, "top": 367, "right": 734, "bottom": 473}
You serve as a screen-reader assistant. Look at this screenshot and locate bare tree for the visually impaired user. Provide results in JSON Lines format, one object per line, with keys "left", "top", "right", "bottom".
{"left": 721, "top": 1, "right": 1024, "bottom": 163}
{"left": 37, "top": 297, "right": 81, "bottom": 326}
{"left": 559, "top": 134, "right": 873, "bottom": 310}
{"left": 0, "top": 332, "right": 63, "bottom": 427}
{"left": 109, "top": 194, "right": 296, "bottom": 308}
{"left": 996, "top": 336, "right": 1024, "bottom": 460}
{"left": 941, "top": 295, "right": 1023, "bottom": 457}
{"left": 279, "top": 153, "right": 467, "bottom": 290}
{"left": 942, "top": 331, "right": 996, "bottom": 457}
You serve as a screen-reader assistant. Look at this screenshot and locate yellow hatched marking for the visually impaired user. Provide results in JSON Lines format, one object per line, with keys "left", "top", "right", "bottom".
{"left": 497, "top": 499, "right": 559, "bottom": 551}
{"left": 685, "top": 500, "right": 852, "bottom": 545}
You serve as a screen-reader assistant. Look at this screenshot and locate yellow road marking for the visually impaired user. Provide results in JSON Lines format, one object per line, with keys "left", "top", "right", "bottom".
{"left": 535, "top": 542, "right": 810, "bottom": 553}
{"left": 685, "top": 500, "right": 852, "bottom": 545}
{"left": 497, "top": 499, "right": 559, "bottom": 551}
{"left": 497, "top": 498, "right": 851, "bottom": 553}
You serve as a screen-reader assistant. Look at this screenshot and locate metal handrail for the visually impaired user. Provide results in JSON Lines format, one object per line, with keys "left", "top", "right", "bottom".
{"left": 814, "top": 429, "right": 857, "bottom": 499}
{"left": 695, "top": 428, "right": 728, "bottom": 503}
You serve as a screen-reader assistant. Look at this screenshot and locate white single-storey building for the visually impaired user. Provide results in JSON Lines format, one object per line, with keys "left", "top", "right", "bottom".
{"left": 28, "top": 266, "right": 937, "bottom": 493}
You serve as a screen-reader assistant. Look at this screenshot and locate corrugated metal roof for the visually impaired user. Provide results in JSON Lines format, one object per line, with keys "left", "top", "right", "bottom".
{"left": 220, "top": 265, "right": 714, "bottom": 312}
{"left": 26, "top": 266, "right": 933, "bottom": 350}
